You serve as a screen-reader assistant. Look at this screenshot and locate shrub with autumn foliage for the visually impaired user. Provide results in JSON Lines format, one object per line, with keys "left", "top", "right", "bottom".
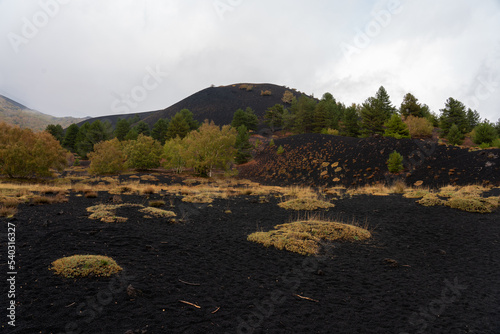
{"left": 88, "top": 138, "right": 127, "bottom": 175}
{"left": 404, "top": 115, "right": 434, "bottom": 138}
{"left": 182, "top": 121, "right": 237, "bottom": 177}
{"left": 0, "top": 122, "right": 67, "bottom": 178}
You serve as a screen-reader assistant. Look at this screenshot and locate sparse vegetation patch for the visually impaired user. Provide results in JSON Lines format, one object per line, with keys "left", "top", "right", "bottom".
{"left": 50, "top": 255, "right": 122, "bottom": 278}
{"left": 248, "top": 218, "right": 371, "bottom": 255}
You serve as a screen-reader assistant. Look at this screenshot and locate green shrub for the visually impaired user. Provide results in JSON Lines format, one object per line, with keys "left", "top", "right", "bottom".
{"left": 447, "top": 124, "right": 464, "bottom": 145}
{"left": 124, "top": 134, "right": 163, "bottom": 170}
{"left": 320, "top": 128, "right": 340, "bottom": 136}
{"left": 472, "top": 122, "right": 498, "bottom": 145}
{"left": 387, "top": 151, "right": 403, "bottom": 173}
{"left": 269, "top": 139, "right": 275, "bottom": 147}
{"left": 491, "top": 138, "right": 500, "bottom": 148}
{"left": 384, "top": 114, "right": 410, "bottom": 139}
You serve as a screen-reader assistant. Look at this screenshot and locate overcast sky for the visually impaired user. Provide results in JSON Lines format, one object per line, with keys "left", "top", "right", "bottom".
{"left": 0, "top": 0, "right": 499, "bottom": 122}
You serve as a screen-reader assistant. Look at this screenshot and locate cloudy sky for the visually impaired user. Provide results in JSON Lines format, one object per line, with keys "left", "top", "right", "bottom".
{"left": 0, "top": 0, "right": 499, "bottom": 122}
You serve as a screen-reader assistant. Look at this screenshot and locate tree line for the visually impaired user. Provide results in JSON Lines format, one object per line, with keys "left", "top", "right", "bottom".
{"left": 259, "top": 87, "right": 500, "bottom": 147}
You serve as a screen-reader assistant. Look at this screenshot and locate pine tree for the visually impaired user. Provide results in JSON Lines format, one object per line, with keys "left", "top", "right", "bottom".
{"left": 447, "top": 123, "right": 464, "bottom": 145}
{"left": 384, "top": 114, "right": 410, "bottom": 139}
{"left": 133, "top": 121, "right": 150, "bottom": 136}
{"left": 179, "top": 109, "right": 199, "bottom": 130}
{"left": 264, "top": 104, "right": 285, "bottom": 132}
{"left": 76, "top": 120, "right": 112, "bottom": 158}
{"left": 341, "top": 104, "right": 361, "bottom": 137}
{"left": 400, "top": 93, "right": 422, "bottom": 118}
{"left": 231, "top": 109, "right": 247, "bottom": 129}
{"left": 45, "top": 124, "right": 64, "bottom": 143}
{"left": 63, "top": 123, "right": 80, "bottom": 151}
{"left": 440, "top": 98, "right": 468, "bottom": 136}
{"left": 151, "top": 118, "right": 169, "bottom": 145}
{"left": 466, "top": 108, "right": 481, "bottom": 133}
{"left": 166, "top": 113, "right": 190, "bottom": 139}
{"left": 387, "top": 151, "right": 403, "bottom": 173}
{"left": 293, "top": 95, "right": 317, "bottom": 133}
{"left": 234, "top": 125, "right": 253, "bottom": 164}
{"left": 312, "top": 100, "right": 330, "bottom": 133}
{"left": 360, "top": 97, "right": 386, "bottom": 136}
{"left": 244, "top": 107, "right": 259, "bottom": 131}
{"left": 375, "top": 86, "right": 396, "bottom": 120}
{"left": 114, "top": 118, "right": 131, "bottom": 141}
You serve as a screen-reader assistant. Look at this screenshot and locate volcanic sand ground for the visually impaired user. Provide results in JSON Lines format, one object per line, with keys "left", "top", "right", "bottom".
{"left": 1, "top": 174, "right": 499, "bottom": 334}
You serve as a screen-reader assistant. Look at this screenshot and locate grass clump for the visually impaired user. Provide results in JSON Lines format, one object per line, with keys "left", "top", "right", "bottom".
{"left": 149, "top": 200, "right": 166, "bottom": 207}
{"left": 403, "top": 188, "right": 431, "bottom": 198}
{"left": 278, "top": 186, "right": 334, "bottom": 211}
{"left": 86, "top": 204, "right": 142, "bottom": 223}
{"left": 50, "top": 255, "right": 122, "bottom": 278}
{"left": 417, "top": 194, "right": 444, "bottom": 207}
{"left": 182, "top": 193, "right": 214, "bottom": 204}
{"left": 248, "top": 217, "right": 371, "bottom": 256}
{"left": 279, "top": 198, "right": 334, "bottom": 211}
{"left": 445, "top": 196, "right": 498, "bottom": 213}
{"left": 139, "top": 207, "right": 176, "bottom": 218}
{"left": 0, "top": 206, "right": 17, "bottom": 218}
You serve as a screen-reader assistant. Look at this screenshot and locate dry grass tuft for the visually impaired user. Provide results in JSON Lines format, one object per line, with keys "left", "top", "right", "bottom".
{"left": 2, "top": 198, "right": 20, "bottom": 208}
{"left": 417, "top": 194, "right": 445, "bottom": 207}
{"left": 248, "top": 217, "right": 371, "bottom": 255}
{"left": 403, "top": 188, "right": 431, "bottom": 198}
{"left": 390, "top": 180, "right": 407, "bottom": 194}
{"left": 141, "top": 186, "right": 155, "bottom": 195}
{"left": 182, "top": 193, "right": 214, "bottom": 204}
{"left": 32, "top": 196, "right": 54, "bottom": 205}
{"left": 50, "top": 255, "right": 122, "bottom": 278}
{"left": 0, "top": 206, "right": 17, "bottom": 217}
{"left": 86, "top": 204, "right": 142, "bottom": 223}
{"left": 149, "top": 200, "right": 166, "bottom": 207}
{"left": 347, "top": 184, "right": 391, "bottom": 196}
{"left": 278, "top": 198, "right": 334, "bottom": 211}
{"left": 139, "top": 207, "right": 176, "bottom": 218}
{"left": 278, "top": 186, "right": 333, "bottom": 211}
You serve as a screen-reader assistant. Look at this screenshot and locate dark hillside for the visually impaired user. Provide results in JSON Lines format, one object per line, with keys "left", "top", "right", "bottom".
{"left": 76, "top": 83, "right": 310, "bottom": 128}
{"left": 238, "top": 134, "right": 500, "bottom": 188}
{"left": 141, "top": 83, "right": 308, "bottom": 127}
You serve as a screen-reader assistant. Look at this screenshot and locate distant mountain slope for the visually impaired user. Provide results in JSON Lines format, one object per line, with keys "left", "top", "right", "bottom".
{"left": 77, "top": 83, "right": 311, "bottom": 128}
{"left": 0, "top": 95, "right": 88, "bottom": 131}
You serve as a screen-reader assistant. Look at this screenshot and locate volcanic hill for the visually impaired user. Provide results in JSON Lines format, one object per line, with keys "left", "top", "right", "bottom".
{"left": 77, "top": 83, "right": 310, "bottom": 128}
